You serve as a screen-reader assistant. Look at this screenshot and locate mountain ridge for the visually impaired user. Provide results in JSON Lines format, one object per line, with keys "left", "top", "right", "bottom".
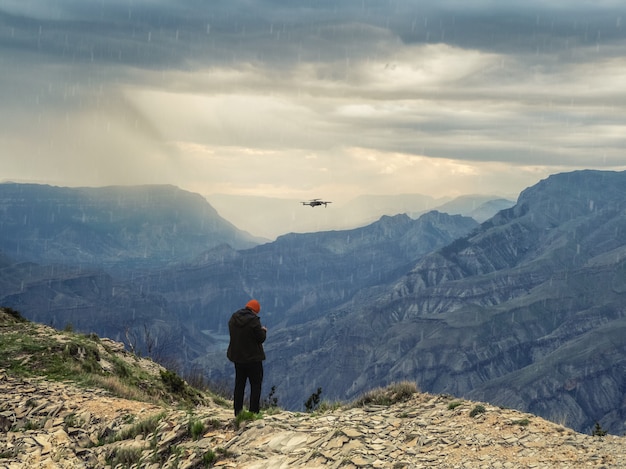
{"left": 2, "top": 170, "right": 626, "bottom": 436}
{"left": 258, "top": 169, "right": 626, "bottom": 432}
{"left": 0, "top": 183, "right": 262, "bottom": 270}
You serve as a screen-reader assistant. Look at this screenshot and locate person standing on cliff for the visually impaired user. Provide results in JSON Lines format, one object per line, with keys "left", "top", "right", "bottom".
{"left": 227, "top": 299, "right": 267, "bottom": 416}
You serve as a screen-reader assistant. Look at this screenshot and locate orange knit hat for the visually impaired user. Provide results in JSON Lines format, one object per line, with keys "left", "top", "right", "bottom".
{"left": 246, "top": 299, "right": 261, "bottom": 313}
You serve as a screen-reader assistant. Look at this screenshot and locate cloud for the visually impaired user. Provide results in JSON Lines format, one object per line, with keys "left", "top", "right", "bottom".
{"left": 1, "top": 0, "right": 625, "bottom": 212}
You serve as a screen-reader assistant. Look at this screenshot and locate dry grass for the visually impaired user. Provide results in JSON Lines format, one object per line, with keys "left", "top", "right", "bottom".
{"left": 349, "top": 381, "right": 419, "bottom": 408}
{"left": 88, "top": 374, "right": 156, "bottom": 403}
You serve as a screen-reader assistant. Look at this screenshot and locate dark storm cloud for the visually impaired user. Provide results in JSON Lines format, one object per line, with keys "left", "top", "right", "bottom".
{"left": 1, "top": 3, "right": 203, "bottom": 68}
{"left": 1, "top": 0, "right": 625, "bottom": 200}
{"left": 3, "top": 1, "right": 624, "bottom": 70}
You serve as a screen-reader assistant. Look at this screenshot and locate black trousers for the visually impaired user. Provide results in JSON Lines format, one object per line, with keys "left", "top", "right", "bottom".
{"left": 233, "top": 361, "right": 263, "bottom": 416}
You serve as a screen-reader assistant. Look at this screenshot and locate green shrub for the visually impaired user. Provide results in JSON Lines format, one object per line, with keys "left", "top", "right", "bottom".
{"left": 85, "top": 332, "right": 100, "bottom": 342}
{"left": 469, "top": 404, "right": 486, "bottom": 418}
{"left": 63, "top": 413, "right": 85, "bottom": 430}
{"left": 206, "top": 418, "right": 222, "bottom": 429}
{"left": 262, "top": 385, "right": 279, "bottom": 410}
{"left": 211, "top": 394, "right": 230, "bottom": 408}
{"left": 2, "top": 307, "right": 27, "bottom": 323}
{"left": 203, "top": 450, "right": 216, "bottom": 465}
{"left": 234, "top": 410, "right": 262, "bottom": 429}
{"left": 304, "top": 387, "right": 322, "bottom": 412}
{"left": 592, "top": 421, "right": 607, "bottom": 437}
{"left": 189, "top": 418, "right": 205, "bottom": 440}
{"left": 448, "top": 401, "right": 463, "bottom": 410}
{"left": 103, "top": 412, "right": 165, "bottom": 444}
{"left": 107, "top": 447, "right": 143, "bottom": 467}
{"left": 160, "top": 369, "right": 186, "bottom": 394}
{"left": 316, "top": 400, "right": 342, "bottom": 413}
{"left": 111, "top": 356, "right": 132, "bottom": 379}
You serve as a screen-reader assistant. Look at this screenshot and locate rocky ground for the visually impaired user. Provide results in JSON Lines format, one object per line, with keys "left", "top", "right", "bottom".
{"left": 2, "top": 370, "right": 626, "bottom": 468}
{"left": 2, "top": 307, "right": 626, "bottom": 468}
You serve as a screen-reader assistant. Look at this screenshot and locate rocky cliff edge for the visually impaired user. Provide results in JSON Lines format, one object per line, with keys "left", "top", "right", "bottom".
{"left": 1, "top": 308, "right": 625, "bottom": 469}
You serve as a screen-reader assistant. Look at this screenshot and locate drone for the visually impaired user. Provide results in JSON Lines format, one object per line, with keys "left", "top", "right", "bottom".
{"left": 301, "top": 198, "right": 332, "bottom": 208}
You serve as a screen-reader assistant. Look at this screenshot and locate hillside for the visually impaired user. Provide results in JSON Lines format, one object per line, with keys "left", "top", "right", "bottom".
{"left": 2, "top": 308, "right": 626, "bottom": 469}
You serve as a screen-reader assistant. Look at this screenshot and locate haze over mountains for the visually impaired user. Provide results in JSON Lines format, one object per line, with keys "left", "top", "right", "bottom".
{"left": 0, "top": 183, "right": 261, "bottom": 269}
{"left": 207, "top": 193, "right": 515, "bottom": 239}
{"left": 1, "top": 170, "right": 625, "bottom": 436}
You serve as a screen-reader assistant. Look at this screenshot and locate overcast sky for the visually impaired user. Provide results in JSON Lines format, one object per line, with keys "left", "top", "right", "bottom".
{"left": 2, "top": 0, "right": 625, "bottom": 204}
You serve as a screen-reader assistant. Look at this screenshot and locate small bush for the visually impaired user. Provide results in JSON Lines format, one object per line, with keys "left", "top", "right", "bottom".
{"left": 469, "top": 404, "right": 486, "bottom": 418}
{"left": 2, "top": 307, "right": 27, "bottom": 323}
{"left": 316, "top": 400, "right": 342, "bottom": 413}
{"left": 203, "top": 450, "right": 216, "bottom": 465}
{"left": 215, "top": 447, "right": 233, "bottom": 458}
{"left": 104, "top": 412, "right": 165, "bottom": 444}
{"left": 206, "top": 418, "right": 222, "bottom": 429}
{"left": 18, "top": 419, "right": 44, "bottom": 431}
{"left": 448, "top": 401, "right": 463, "bottom": 410}
{"left": 234, "top": 410, "right": 262, "bottom": 429}
{"left": 107, "top": 447, "right": 143, "bottom": 467}
{"left": 592, "top": 421, "right": 607, "bottom": 437}
{"left": 88, "top": 374, "right": 152, "bottom": 403}
{"left": 262, "top": 385, "right": 279, "bottom": 410}
{"left": 85, "top": 332, "right": 100, "bottom": 342}
{"left": 160, "top": 369, "right": 186, "bottom": 394}
{"left": 189, "top": 418, "right": 205, "bottom": 440}
{"left": 511, "top": 418, "right": 530, "bottom": 426}
{"left": 63, "top": 413, "right": 85, "bottom": 430}
{"left": 304, "top": 387, "right": 322, "bottom": 412}
{"left": 111, "top": 357, "right": 131, "bottom": 379}
{"left": 0, "top": 447, "right": 17, "bottom": 459}
{"left": 211, "top": 394, "right": 230, "bottom": 409}
{"left": 350, "top": 381, "right": 418, "bottom": 408}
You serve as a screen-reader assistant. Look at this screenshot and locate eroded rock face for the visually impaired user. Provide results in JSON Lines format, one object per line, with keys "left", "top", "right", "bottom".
{"left": 215, "top": 170, "right": 626, "bottom": 434}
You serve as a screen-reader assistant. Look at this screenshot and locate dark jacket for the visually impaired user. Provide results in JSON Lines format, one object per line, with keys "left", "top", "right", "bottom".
{"left": 227, "top": 307, "right": 266, "bottom": 363}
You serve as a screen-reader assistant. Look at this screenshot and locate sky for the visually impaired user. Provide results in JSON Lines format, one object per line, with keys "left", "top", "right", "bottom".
{"left": 2, "top": 0, "right": 626, "bottom": 207}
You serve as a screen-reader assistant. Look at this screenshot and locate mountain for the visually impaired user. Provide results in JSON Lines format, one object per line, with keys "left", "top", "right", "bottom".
{"left": 3, "top": 172, "right": 626, "bottom": 436}
{"left": 135, "top": 211, "right": 479, "bottom": 332}
{"left": 425, "top": 195, "right": 515, "bottom": 222}
{"left": 0, "top": 182, "right": 263, "bottom": 361}
{"left": 201, "top": 170, "right": 624, "bottom": 434}
{"left": 0, "top": 194, "right": 479, "bottom": 380}
{"left": 0, "top": 183, "right": 261, "bottom": 270}
{"left": 0, "top": 259, "right": 213, "bottom": 364}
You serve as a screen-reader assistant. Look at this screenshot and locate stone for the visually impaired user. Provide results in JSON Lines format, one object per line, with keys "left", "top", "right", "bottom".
{"left": 3, "top": 355, "right": 626, "bottom": 469}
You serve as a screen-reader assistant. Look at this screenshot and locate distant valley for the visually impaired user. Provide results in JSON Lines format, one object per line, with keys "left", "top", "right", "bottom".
{"left": 1, "top": 171, "right": 625, "bottom": 436}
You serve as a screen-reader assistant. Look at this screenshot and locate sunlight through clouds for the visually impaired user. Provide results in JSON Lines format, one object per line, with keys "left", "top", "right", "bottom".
{"left": 358, "top": 43, "right": 499, "bottom": 91}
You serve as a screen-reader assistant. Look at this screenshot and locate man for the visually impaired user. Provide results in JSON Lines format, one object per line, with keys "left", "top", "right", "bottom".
{"left": 227, "top": 299, "right": 267, "bottom": 416}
